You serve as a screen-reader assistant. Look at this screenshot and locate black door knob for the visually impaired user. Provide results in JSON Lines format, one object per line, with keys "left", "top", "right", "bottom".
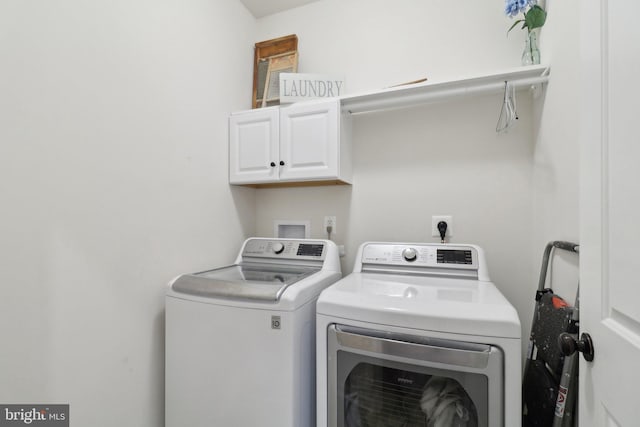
{"left": 558, "top": 332, "right": 594, "bottom": 362}
{"left": 270, "top": 162, "right": 276, "bottom": 167}
{"left": 279, "top": 160, "right": 285, "bottom": 166}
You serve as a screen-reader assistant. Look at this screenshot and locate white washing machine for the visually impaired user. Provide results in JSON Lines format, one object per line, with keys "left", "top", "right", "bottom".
{"left": 166, "top": 238, "right": 341, "bottom": 427}
{"left": 316, "top": 242, "right": 521, "bottom": 427}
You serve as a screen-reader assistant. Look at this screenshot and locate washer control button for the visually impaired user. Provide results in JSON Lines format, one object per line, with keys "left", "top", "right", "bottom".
{"left": 402, "top": 248, "right": 418, "bottom": 262}
{"left": 272, "top": 242, "right": 285, "bottom": 254}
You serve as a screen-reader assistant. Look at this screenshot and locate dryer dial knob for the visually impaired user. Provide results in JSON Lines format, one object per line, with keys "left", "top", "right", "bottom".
{"left": 402, "top": 248, "right": 418, "bottom": 262}
{"left": 272, "top": 242, "right": 285, "bottom": 254}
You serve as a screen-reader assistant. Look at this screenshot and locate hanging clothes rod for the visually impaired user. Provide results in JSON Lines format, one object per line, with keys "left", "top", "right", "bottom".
{"left": 341, "top": 66, "right": 550, "bottom": 115}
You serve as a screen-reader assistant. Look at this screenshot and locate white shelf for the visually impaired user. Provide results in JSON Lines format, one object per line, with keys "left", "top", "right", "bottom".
{"left": 340, "top": 65, "right": 550, "bottom": 114}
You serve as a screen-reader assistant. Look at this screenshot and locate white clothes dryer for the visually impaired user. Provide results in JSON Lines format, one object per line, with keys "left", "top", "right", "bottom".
{"left": 166, "top": 238, "right": 341, "bottom": 427}
{"left": 316, "top": 242, "right": 521, "bottom": 427}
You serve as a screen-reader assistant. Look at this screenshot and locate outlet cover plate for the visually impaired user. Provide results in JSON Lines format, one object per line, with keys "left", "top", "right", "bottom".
{"left": 323, "top": 216, "right": 337, "bottom": 234}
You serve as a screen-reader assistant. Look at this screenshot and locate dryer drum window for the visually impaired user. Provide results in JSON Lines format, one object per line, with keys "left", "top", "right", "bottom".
{"left": 327, "top": 325, "right": 504, "bottom": 427}
{"left": 344, "top": 363, "right": 479, "bottom": 426}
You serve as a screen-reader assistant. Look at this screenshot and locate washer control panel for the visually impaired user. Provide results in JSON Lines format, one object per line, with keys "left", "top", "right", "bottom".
{"left": 361, "top": 243, "right": 478, "bottom": 271}
{"left": 242, "top": 239, "right": 326, "bottom": 261}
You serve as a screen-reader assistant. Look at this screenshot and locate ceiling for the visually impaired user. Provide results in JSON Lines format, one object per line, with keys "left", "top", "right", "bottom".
{"left": 239, "top": 0, "right": 322, "bottom": 18}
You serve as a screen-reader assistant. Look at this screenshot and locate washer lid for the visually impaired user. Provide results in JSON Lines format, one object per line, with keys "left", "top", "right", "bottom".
{"left": 171, "top": 263, "right": 320, "bottom": 301}
{"left": 317, "top": 272, "right": 521, "bottom": 339}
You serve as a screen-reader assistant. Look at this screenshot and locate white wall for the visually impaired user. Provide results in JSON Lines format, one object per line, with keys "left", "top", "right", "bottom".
{"left": 531, "top": 0, "right": 580, "bottom": 303}
{"left": 256, "top": 97, "right": 536, "bottom": 306}
{"left": 256, "top": 0, "right": 528, "bottom": 93}
{"left": 0, "top": 0, "right": 255, "bottom": 425}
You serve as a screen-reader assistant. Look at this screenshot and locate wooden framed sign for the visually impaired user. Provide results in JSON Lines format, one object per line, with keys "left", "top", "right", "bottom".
{"left": 253, "top": 34, "right": 298, "bottom": 108}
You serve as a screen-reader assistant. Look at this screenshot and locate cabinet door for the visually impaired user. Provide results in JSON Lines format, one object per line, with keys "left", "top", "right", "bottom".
{"left": 229, "top": 108, "right": 279, "bottom": 184}
{"left": 279, "top": 100, "right": 339, "bottom": 182}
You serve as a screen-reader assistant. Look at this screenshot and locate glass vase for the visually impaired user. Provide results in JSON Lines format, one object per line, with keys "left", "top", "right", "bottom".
{"left": 521, "top": 30, "right": 540, "bottom": 65}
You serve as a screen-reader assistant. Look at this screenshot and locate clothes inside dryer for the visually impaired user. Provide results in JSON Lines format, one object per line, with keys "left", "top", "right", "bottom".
{"left": 342, "top": 360, "right": 480, "bottom": 427}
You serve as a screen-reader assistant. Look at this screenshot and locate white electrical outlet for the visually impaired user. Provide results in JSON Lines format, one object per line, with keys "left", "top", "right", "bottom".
{"left": 324, "top": 216, "right": 337, "bottom": 234}
{"left": 431, "top": 215, "right": 453, "bottom": 238}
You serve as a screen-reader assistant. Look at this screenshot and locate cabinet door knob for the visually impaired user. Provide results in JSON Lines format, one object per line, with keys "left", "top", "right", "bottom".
{"left": 270, "top": 162, "right": 276, "bottom": 167}
{"left": 279, "top": 161, "right": 285, "bottom": 166}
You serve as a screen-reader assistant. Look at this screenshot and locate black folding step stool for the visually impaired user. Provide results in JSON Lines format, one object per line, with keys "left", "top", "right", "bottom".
{"left": 522, "top": 241, "right": 580, "bottom": 427}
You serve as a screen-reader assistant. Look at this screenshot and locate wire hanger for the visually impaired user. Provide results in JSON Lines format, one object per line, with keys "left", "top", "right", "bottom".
{"left": 496, "top": 81, "right": 518, "bottom": 133}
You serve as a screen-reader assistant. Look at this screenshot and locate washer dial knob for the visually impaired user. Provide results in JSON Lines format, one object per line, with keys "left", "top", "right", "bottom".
{"left": 402, "top": 248, "right": 418, "bottom": 262}
{"left": 272, "top": 242, "right": 285, "bottom": 254}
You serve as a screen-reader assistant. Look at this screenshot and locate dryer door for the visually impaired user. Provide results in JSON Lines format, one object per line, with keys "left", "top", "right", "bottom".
{"left": 327, "top": 325, "right": 504, "bottom": 427}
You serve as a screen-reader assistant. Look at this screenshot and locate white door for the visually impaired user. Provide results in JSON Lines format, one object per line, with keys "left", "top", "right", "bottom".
{"left": 279, "top": 99, "right": 339, "bottom": 182}
{"left": 229, "top": 107, "right": 279, "bottom": 184}
{"left": 580, "top": 1, "right": 640, "bottom": 425}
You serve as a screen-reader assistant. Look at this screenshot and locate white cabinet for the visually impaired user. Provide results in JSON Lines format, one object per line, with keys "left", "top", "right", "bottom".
{"left": 229, "top": 99, "right": 351, "bottom": 187}
{"left": 228, "top": 107, "right": 279, "bottom": 184}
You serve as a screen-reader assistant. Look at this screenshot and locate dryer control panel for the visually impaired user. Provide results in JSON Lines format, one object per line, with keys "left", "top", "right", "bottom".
{"left": 360, "top": 243, "right": 480, "bottom": 272}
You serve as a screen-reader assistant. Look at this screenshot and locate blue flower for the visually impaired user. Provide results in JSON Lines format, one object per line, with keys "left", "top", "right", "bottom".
{"left": 505, "top": 0, "right": 546, "bottom": 34}
{"left": 505, "top": 0, "right": 537, "bottom": 18}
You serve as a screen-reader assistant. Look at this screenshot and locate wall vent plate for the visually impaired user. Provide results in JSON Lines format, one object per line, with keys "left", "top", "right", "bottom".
{"left": 274, "top": 220, "right": 310, "bottom": 238}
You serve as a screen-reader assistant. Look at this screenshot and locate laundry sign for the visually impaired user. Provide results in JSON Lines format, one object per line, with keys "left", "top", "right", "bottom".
{"left": 279, "top": 73, "right": 345, "bottom": 103}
